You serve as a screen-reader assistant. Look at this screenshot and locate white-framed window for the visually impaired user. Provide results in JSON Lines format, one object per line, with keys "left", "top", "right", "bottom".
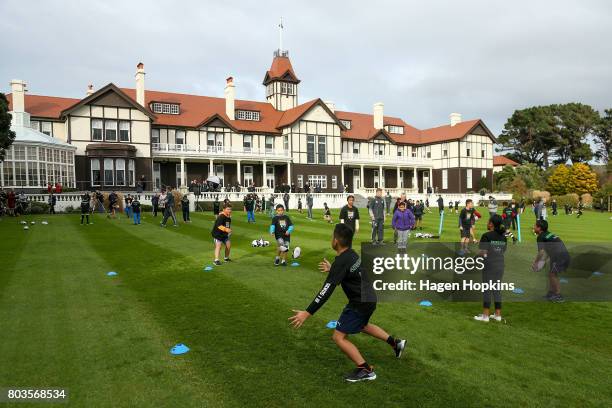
{"left": 151, "top": 102, "right": 180, "bottom": 115}
{"left": 128, "top": 159, "right": 135, "bottom": 186}
{"left": 116, "top": 159, "right": 126, "bottom": 186}
{"left": 243, "top": 165, "right": 254, "bottom": 186}
{"left": 340, "top": 120, "right": 351, "bottom": 129}
{"left": 374, "top": 143, "right": 384, "bottom": 156}
{"left": 41, "top": 122, "right": 53, "bottom": 136}
{"left": 243, "top": 135, "right": 252, "bottom": 152}
{"left": 307, "top": 135, "right": 315, "bottom": 164}
{"left": 481, "top": 148, "right": 485, "bottom": 158}
{"left": 151, "top": 128, "right": 160, "bottom": 144}
{"left": 266, "top": 84, "right": 273, "bottom": 97}
{"left": 297, "top": 174, "right": 303, "bottom": 189}
{"left": 466, "top": 147, "right": 471, "bottom": 157}
{"left": 104, "top": 158, "right": 114, "bottom": 186}
{"left": 207, "top": 133, "right": 224, "bottom": 152}
{"left": 153, "top": 162, "right": 161, "bottom": 189}
{"left": 373, "top": 170, "right": 379, "bottom": 188}
{"left": 308, "top": 175, "right": 327, "bottom": 189}
{"left": 31, "top": 120, "right": 40, "bottom": 132}
{"left": 442, "top": 169, "right": 448, "bottom": 190}
{"left": 397, "top": 146, "right": 403, "bottom": 156}
{"left": 119, "top": 121, "right": 130, "bottom": 142}
{"left": 287, "top": 83, "right": 294, "bottom": 95}
{"left": 331, "top": 175, "right": 338, "bottom": 189}
{"left": 265, "top": 136, "right": 274, "bottom": 153}
{"left": 411, "top": 146, "right": 417, "bottom": 158}
{"left": 215, "top": 164, "right": 225, "bottom": 186}
{"left": 352, "top": 142, "right": 360, "bottom": 154}
{"left": 425, "top": 146, "right": 431, "bottom": 158}
{"left": 317, "top": 136, "right": 326, "bottom": 164}
{"left": 92, "top": 119, "right": 103, "bottom": 141}
{"left": 466, "top": 169, "right": 472, "bottom": 189}
{"left": 387, "top": 125, "right": 403, "bottom": 134}
{"left": 236, "top": 110, "right": 260, "bottom": 121}
{"left": 281, "top": 82, "right": 288, "bottom": 94}
{"left": 105, "top": 120, "right": 117, "bottom": 142}
{"left": 443, "top": 148, "right": 448, "bottom": 157}
{"left": 175, "top": 129, "right": 185, "bottom": 145}
{"left": 284, "top": 135, "right": 289, "bottom": 152}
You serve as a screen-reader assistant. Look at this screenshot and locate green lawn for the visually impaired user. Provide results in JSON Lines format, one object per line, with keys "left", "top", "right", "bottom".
{"left": 0, "top": 207, "right": 611, "bottom": 407}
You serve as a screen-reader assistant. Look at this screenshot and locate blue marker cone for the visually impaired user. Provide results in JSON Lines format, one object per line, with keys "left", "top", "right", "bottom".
{"left": 170, "top": 343, "right": 190, "bottom": 355}
{"left": 203, "top": 266, "right": 213, "bottom": 272}
{"left": 291, "top": 262, "right": 300, "bottom": 267}
{"left": 560, "top": 277, "right": 569, "bottom": 284}
{"left": 513, "top": 288, "right": 524, "bottom": 294}
{"left": 419, "top": 300, "right": 432, "bottom": 307}
{"left": 592, "top": 271, "right": 604, "bottom": 277}
{"left": 326, "top": 320, "right": 337, "bottom": 329}
{"left": 107, "top": 271, "right": 117, "bottom": 276}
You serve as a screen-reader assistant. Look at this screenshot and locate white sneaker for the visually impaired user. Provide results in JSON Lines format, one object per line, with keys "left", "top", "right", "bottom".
{"left": 489, "top": 315, "right": 502, "bottom": 322}
{"left": 473, "top": 314, "right": 489, "bottom": 322}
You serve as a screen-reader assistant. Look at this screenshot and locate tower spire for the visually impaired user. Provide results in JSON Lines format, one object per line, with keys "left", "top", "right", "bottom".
{"left": 278, "top": 17, "right": 284, "bottom": 53}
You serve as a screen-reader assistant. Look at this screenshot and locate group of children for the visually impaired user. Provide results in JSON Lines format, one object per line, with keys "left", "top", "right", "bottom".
{"left": 211, "top": 201, "right": 296, "bottom": 267}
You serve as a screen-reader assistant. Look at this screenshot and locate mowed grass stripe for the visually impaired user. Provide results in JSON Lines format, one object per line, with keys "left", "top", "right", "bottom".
{"left": 90, "top": 215, "right": 495, "bottom": 407}
{"left": 0, "top": 216, "right": 229, "bottom": 408}
{"left": 100, "top": 212, "right": 611, "bottom": 406}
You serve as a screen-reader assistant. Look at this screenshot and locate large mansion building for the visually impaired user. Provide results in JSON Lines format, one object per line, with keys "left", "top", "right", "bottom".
{"left": 5, "top": 49, "right": 497, "bottom": 193}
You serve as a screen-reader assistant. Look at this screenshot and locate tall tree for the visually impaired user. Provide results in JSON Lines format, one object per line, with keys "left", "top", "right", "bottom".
{"left": 569, "top": 163, "right": 598, "bottom": 195}
{"left": 498, "top": 106, "right": 558, "bottom": 168}
{"left": 547, "top": 164, "right": 572, "bottom": 195}
{"left": 0, "top": 93, "right": 16, "bottom": 161}
{"left": 552, "top": 103, "right": 598, "bottom": 164}
{"left": 593, "top": 109, "right": 612, "bottom": 163}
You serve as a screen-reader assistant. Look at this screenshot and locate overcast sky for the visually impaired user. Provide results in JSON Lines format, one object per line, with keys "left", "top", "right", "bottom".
{"left": 1, "top": 0, "right": 611, "bottom": 135}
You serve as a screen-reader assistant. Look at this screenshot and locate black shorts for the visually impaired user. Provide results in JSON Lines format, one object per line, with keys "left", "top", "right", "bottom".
{"left": 336, "top": 306, "right": 375, "bottom": 334}
{"left": 213, "top": 236, "right": 230, "bottom": 245}
{"left": 415, "top": 215, "right": 422, "bottom": 220}
{"left": 460, "top": 228, "right": 471, "bottom": 238}
{"left": 550, "top": 259, "right": 570, "bottom": 275}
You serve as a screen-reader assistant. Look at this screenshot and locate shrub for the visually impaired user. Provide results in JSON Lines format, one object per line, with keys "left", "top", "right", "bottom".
{"left": 551, "top": 193, "right": 579, "bottom": 208}
{"left": 529, "top": 190, "right": 551, "bottom": 203}
{"left": 29, "top": 201, "right": 49, "bottom": 214}
{"left": 580, "top": 193, "right": 593, "bottom": 208}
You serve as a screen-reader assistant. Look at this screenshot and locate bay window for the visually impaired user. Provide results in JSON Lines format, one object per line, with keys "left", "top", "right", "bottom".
{"left": 116, "top": 159, "right": 126, "bottom": 186}
{"left": 104, "top": 158, "right": 114, "bottom": 185}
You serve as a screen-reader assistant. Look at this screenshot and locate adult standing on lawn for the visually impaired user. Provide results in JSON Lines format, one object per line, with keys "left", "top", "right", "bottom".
{"left": 181, "top": 194, "right": 190, "bottom": 223}
{"left": 108, "top": 191, "right": 119, "bottom": 218}
{"left": 151, "top": 192, "right": 159, "bottom": 217}
{"left": 437, "top": 195, "right": 444, "bottom": 215}
{"left": 368, "top": 188, "right": 385, "bottom": 245}
{"left": 488, "top": 196, "right": 497, "bottom": 217}
{"left": 385, "top": 191, "right": 392, "bottom": 215}
{"left": 161, "top": 187, "right": 178, "bottom": 227}
{"left": 306, "top": 192, "right": 314, "bottom": 219}
{"left": 80, "top": 192, "right": 91, "bottom": 225}
{"left": 7, "top": 190, "right": 16, "bottom": 216}
{"left": 283, "top": 192, "right": 290, "bottom": 211}
{"left": 132, "top": 196, "right": 141, "bottom": 225}
{"left": 48, "top": 192, "right": 56, "bottom": 215}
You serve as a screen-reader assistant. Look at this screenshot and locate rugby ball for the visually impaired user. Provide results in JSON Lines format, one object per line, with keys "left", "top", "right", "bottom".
{"left": 23, "top": 226, "right": 29, "bottom": 230}
{"left": 293, "top": 246, "right": 301, "bottom": 259}
{"left": 20, "top": 220, "right": 27, "bottom": 225}
{"left": 279, "top": 245, "right": 288, "bottom": 253}
{"left": 252, "top": 240, "right": 259, "bottom": 247}
{"left": 263, "top": 240, "right": 270, "bottom": 247}
{"left": 31, "top": 221, "right": 36, "bottom": 225}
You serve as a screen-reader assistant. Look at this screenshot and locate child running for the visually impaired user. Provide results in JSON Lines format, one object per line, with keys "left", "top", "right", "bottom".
{"left": 459, "top": 199, "right": 475, "bottom": 252}
{"left": 323, "top": 202, "right": 333, "bottom": 223}
{"left": 270, "top": 204, "right": 294, "bottom": 266}
{"left": 289, "top": 223, "right": 406, "bottom": 382}
{"left": 212, "top": 203, "right": 232, "bottom": 265}
{"left": 532, "top": 220, "right": 571, "bottom": 302}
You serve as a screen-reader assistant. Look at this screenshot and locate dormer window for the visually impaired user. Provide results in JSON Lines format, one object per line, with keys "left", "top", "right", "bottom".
{"left": 150, "top": 102, "right": 180, "bottom": 115}
{"left": 236, "top": 110, "right": 261, "bottom": 121}
{"left": 386, "top": 125, "right": 404, "bottom": 134}
{"left": 340, "top": 120, "right": 352, "bottom": 130}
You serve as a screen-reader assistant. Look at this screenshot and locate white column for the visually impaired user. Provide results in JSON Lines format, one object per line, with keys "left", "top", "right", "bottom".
{"left": 413, "top": 167, "right": 418, "bottom": 192}
{"left": 180, "top": 157, "right": 186, "bottom": 188}
{"left": 379, "top": 165, "right": 384, "bottom": 188}
{"left": 340, "top": 164, "right": 345, "bottom": 188}
{"left": 396, "top": 166, "right": 401, "bottom": 189}
{"left": 262, "top": 160, "right": 267, "bottom": 188}
{"left": 209, "top": 159, "right": 214, "bottom": 176}
{"left": 287, "top": 161, "right": 291, "bottom": 186}
{"left": 360, "top": 164, "right": 365, "bottom": 189}
{"left": 236, "top": 160, "right": 241, "bottom": 186}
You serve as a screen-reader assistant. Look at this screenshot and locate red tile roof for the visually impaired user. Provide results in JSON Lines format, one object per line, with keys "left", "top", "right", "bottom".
{"left": 9, "top": 88, "right": 494, "bottom": 144}
{"left": 493, "top": 155, "right": 519, "bottom": 166}
{"left": 263, "top": 56, "right": 299, "bottom": 84}
{"left": 7, "top": 94, "right": 79, "bottom": 119}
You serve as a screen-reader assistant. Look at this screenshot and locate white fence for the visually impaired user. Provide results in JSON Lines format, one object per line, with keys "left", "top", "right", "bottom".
{"left": 23, "top": 191, "right": 514, "bottom": 213}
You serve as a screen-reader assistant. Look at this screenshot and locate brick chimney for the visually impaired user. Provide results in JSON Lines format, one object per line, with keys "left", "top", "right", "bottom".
{"left": 373, "top": 102, "right": 384, "bottom": 130}
{"left": 135, "top": 62, "right": 145, "bottom": 106}
{"left": 225, "top": 76, "right": 235, "bottom": 120}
